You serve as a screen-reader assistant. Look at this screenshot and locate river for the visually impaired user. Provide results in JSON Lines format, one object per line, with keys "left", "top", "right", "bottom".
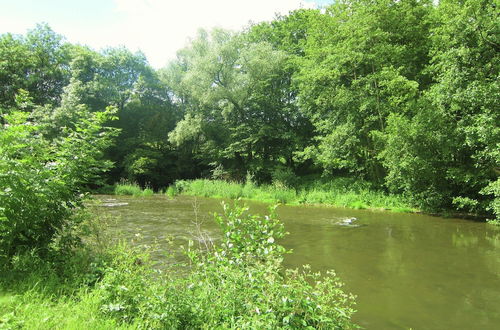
{"left": 96, "top": 194, "right": 500, "bottom": 329}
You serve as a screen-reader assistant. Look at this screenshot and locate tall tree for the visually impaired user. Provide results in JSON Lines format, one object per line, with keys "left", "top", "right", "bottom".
{"left": 378, "top": 0, "right": 499, "bottom": 213}
{"left": 166, "top": 29, "right": 310, "bottom": 181}
{"left": 0, "top": 23, "right": 71, "bottom": 108}
{"left": 294, "top": 0, "right": 433, "bottom": 183}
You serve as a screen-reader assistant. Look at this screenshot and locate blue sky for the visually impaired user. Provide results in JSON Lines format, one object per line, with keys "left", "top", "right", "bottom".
{"left": 0, "top": 0, "right": 332, "bottom": 68}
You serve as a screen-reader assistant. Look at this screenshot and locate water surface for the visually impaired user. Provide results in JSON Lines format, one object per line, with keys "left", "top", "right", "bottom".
{"left": 96, "top": 195, "right": 500, "bottom": 329}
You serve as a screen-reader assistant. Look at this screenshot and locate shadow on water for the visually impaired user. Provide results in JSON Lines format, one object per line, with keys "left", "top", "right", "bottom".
{"left": 95, "top": 194, "right": 500, "bottom": 330}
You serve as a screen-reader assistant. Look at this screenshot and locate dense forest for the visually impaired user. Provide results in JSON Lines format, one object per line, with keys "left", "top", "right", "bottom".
{"left": 1, "top": 0, "right": 498, "bottom": 218}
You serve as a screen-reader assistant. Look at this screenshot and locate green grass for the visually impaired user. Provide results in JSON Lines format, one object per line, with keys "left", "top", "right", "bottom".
{"left": 0, "top": 291, "right": 126, "bottom": 329}
{"left": 142, "top": 188, "right": 154, "bottom": 196}
{"left": 114, "top": 182, "right": 154, "bottom": 197}
{"left": 112, "top": 178, "right": 416, "bottom": 212}
{"left": 175, "top": 178, "right": 417, "bottom": 213}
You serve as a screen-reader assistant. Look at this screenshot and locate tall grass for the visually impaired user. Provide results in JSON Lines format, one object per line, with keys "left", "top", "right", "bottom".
{"left": 114, "top": 182, "right": 154, "bottom": 197}
{"left": 175, "top": 178, "right": 416, "bottom": 212}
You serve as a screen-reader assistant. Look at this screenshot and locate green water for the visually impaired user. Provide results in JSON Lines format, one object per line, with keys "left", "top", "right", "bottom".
{"left": 96, "top": 195, "right": 500, "bottom": 329}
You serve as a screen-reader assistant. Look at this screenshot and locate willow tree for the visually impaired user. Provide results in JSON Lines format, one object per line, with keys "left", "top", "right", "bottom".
{"left": 166, "top": 29, "right": 308, "bottom": 181}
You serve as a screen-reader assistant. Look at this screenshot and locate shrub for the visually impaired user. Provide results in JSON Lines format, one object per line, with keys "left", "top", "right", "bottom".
{"left": 142, "top": 188, "right": 154, "bottom": 197}
{"left": 0, "top": 108, "right": 117, "bottom": 261}
{"left": 176, "top": 202, "right": 356, "bottom": 328}
{"left": 165, "top": 185, "right": 178, "bottom": 198}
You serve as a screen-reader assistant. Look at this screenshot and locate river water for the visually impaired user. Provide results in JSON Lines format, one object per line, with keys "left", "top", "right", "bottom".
{"left": 96, "top": 195, "right": 500, "bottom": 329}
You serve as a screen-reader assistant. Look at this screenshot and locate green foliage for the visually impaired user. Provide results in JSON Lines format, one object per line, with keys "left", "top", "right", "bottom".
{"left": 482, "top": 178, "right": 500, "bottom": 224}
{"left": 294, "top": 0, "right": 433, "bottom": 182}
{"left": 0, "top": 105, "right": 117, "bottom": 261}
{"left": 373, "top": 0, "right": 499, "bottom": 215}
{"left": 0, "top": 23, "right": 71, "bottom": 108}
{"left": 92, "top": 203, "right": 356, "bottom": 328}
{"left": 175, "top": 179, "right": 244, "bottom": 199}
{"left": 114, "top": 182, "right": 154, "bottom": 197}
{"left": 176, "top": 179, "right": 414, "bottom": 212}
{"left": 0, "top": 240, "right": 142, "bottom": 329}
{"left": 164, "top": 28, "right": 311, "bottom": 182}
{"left": 271, "top": 166, "right": 298, "bottom": 188}
{"left": 375, "top": 109, "right": 454, "bottom": 210}
{"left": 214, "top": 202, "right": 287, "bottom": 264}
{"left": 165, "top": 185, "right": 178, "bottom": 198}
{"left": 1, "top": 203, "right": 356, "bottom": 329}
{"left": 2, "top": 1, "right": 498, "bottom": 219}
{"left": 142, "top": 188, "right": 154, "bottom": 197}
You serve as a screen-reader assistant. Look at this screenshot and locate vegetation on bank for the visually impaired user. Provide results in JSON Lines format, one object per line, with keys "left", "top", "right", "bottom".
{"left": 170, "top": 178, "right": 416, "bottom": 213}
{"left": 1, "top": 203, "right": 357, "bottom": 329}
{"left": 114, "top": 181, "right": 154, "bottom": 197}
{"left": 1, "top": 1, "right": 497, "bottom": 327}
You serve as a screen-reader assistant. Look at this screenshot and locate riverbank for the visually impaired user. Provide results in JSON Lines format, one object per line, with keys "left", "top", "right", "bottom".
{"left": 167, "top": 179, "right": 417, "bottom": 213}
{"left": 0, "top": 203, "right": 356, "bottom": 329}
{"left": 108, "top": 179, "right": 496, "bottom": 221}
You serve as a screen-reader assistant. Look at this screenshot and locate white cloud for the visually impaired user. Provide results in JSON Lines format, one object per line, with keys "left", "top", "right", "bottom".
{"left": 108, "top": 0, "right": 318, "bottom": 68}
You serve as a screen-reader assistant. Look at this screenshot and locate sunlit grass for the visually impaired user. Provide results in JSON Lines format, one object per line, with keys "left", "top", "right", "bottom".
{"left": 175, "top": 179, "right": 417, "bottom": 212}
{"left": 114, "top": 182, "right": 154, "bottom": 197}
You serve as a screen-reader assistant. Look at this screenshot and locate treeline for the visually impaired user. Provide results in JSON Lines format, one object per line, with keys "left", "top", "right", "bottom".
{"left": 1, "top": 0, "right": 498, "bottom": 217}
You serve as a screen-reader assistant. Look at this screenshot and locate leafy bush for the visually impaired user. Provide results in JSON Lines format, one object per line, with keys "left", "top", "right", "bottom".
{"left": 0, "top": 107, "right": 117, "bottom": 261}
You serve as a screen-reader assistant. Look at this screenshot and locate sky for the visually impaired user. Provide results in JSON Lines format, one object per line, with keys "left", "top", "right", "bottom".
{"left": 0, "top": 0, "right": 332, "bottom": 68}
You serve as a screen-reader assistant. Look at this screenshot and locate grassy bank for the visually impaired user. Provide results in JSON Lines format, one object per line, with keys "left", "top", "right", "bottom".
{"left": 171, "top": 178, "right": 416, "bottom": 213}
{"left": 0, "top": 204, "right": 356, "bottom": 329}
{"left": 92, "top": 182, "right": 155, "bottom": 196}
{"left": 114, "top": 182, "right": 154, "bottom": 197}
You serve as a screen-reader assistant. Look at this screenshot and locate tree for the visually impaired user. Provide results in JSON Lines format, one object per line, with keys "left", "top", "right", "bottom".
{"left": 166, "top": 29, "right": 311, "bottom": 181}
{"left": 0, "top": 24, "right": 71, "bottom": 108}
{"left": 294, "top": 0, "right": 433, "bottom": 183}
{"left": 377, "top": 0, "right": 499, "bottom": 214}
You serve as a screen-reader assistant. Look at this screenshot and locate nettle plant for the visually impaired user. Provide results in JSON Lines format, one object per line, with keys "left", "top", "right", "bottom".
{"left": 174, "top": 202, "right": 357, "bottom": 329}
{"left": 0, "top": 106, "right": 117, "bottom": 261}
{"left": 214, "top": 202, "right": 287, "bottom": 265}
